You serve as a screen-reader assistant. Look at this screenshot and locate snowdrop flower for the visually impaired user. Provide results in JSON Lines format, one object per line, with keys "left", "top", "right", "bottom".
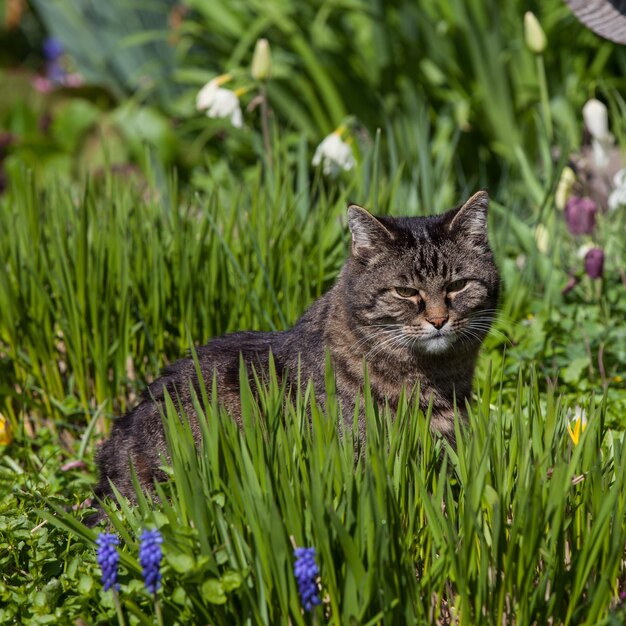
{"left": 613, "top": 168, "right": 626, "bottom": 189}
{"left": 312, "top": 129, "right": 356, "bottom": 176}
{"left": 196, "top": 75, "right": 243, "bottom": 128}
{"left": 566, "top": 406, "right": 587, "bottom": 446}
{"left": 608, "top": 168, "right": 626, "bottom": 211}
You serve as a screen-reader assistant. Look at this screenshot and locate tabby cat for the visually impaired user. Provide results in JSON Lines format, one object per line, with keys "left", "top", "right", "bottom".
{"left": 90, "top": 191, "right": 499, "bottom": 524}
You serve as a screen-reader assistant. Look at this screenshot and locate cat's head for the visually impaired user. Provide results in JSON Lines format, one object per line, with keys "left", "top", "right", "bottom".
{"left": 344, "top": 191, "right": 499, "bottom": 357}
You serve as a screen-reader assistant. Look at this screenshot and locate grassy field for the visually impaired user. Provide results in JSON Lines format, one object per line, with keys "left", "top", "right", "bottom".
{"left": 1, "top": 1, "right": 626, "bottom": 624}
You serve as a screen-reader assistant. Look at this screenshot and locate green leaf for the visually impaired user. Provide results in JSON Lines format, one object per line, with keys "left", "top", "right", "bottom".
{"left": 77, "top": 575, "right": 93, "bottom": 595}
{"left": 221, "top": 570, "right": 243, "bottom": 592}
{"left": 563, "top": 356, "right": 590, "bottom": 384}
{"left": 201, "top": 578, "right": 227, "bottom": 605}
{"left": 51, "top": 99, "right": 101, "bottom": 153}
{"left": 166, "top": 553, "right": 195, "bottom": 574}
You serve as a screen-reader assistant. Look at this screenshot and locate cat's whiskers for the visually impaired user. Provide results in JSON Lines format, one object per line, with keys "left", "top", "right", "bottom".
{"left": 365, "top": 329, "right": 414, "bottom": 361}
{"left": 351, "top": 325, "right": 403, "bottom": 353}
{"left": 364, "top": 333, "right": 404, "bottom": 360}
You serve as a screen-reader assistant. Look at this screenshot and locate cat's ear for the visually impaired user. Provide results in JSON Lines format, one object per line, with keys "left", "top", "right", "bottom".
{"left": 449, "top": 191, "right": 489, "bottom": 239}
{"left": 347, "top": 204, "right": 393, "bottom": 261}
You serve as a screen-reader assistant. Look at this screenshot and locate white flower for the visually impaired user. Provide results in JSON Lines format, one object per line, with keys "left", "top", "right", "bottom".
{"left": 608, "top": 186, "right": 626, "bottom": 212}
{"left": 577, "top": 242, "right": 595, "bottom": 259}
{"left": 582, "top": 99, "right": 609, "bottom": 140}
{"left": 613, "top": 168, "right": 626, "bottom": 189}
{"left": 196, "top": 78, "right": 243, "bottom": 128}
{"left": 312, "top": 132, "right": 356, "bottom": 176}
{"left": 591, "top": 136, "right": 612, "bottom": 168}
{"left": 607, "top": 167, "right": 626, "bottom": 211}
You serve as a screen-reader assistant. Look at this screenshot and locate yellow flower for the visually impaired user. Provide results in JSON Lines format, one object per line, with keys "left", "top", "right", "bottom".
{"left": 566, "top": 406, "right": 587, "bottom": 446}
{"left": 0, "top": 413, "right": 12, "bottom": 446}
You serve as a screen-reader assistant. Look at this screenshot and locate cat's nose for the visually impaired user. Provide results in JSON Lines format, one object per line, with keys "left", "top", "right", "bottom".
{"left": 426, "top": 315, "right": 448, "bottom": 330}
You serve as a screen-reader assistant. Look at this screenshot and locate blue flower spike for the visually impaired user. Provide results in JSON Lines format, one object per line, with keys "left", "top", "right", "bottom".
{"left": 96, "top": 532, "right": 120, "bottom": 592}
{"left": 294, "top": 547, "right": 321, "bottom": 612}
{"left": 139, "top": 529, "right": 164, "bottom": 594}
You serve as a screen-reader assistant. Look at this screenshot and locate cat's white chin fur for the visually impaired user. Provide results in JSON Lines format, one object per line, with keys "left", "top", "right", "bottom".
{"left": 419, "top": 335, "right": 454, "bottom": 354}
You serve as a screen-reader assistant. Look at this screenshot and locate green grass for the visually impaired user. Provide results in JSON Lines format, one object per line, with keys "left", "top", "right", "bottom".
{"left": 1, "top": 141, "right": 625, "bottom": 623}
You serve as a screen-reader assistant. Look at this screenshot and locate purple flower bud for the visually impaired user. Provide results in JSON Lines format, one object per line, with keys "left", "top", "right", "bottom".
{"left": 564, "top": 196, "right": 597, "bottom": 235}
{"left": 584, "top": 247, "right": 604, "bottom": 279}
{"left": 96, "top": 532, "right": 120, "bottom": 592}
{"left": 293, "top": 547, "right": 321, "bottom": 612}
{"left": 43, "top": 37, "right": 64, "bottom": 61}
{"left": 139, "top": 529, "right": 163, "bottom": 594}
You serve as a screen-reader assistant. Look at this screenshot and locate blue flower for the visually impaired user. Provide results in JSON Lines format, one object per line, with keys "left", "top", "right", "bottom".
{"left": 43, "top": 37, "right": 64, "bottom": 61}
{"left": 293, "top": 547, "right": 321, "bottom": 612}
{"left": 96, "top": 532, "right": 120, "bottom": 592}
{"left": 139, "top": 529, "right": 163, "bottom": 594}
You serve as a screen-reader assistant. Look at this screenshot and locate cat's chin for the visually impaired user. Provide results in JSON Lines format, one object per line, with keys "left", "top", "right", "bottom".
{"left": 416, "top": 335, "right": 454, "bottom": 354}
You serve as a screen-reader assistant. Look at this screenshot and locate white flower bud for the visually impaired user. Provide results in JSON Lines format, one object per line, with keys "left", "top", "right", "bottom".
{"left": 555, "top": 166, "right": 576, "bottom": 210}
{"left": 251, "top": 39, "right": 272, "bottom": 81}
{"left": 524, "top": 12, "right": 546, "bottom": 54}
{"left": 582, "top": 99, "right": 609, "bottom": 140}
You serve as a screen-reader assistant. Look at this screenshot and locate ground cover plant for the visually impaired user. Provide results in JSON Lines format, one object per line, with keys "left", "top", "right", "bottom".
{"left": 1, "top": 1, "right": 626, "bottom": 625}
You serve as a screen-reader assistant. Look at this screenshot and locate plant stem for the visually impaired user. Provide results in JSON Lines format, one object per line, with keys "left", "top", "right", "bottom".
{"left": 259, "top": 82, "right": 273, "bottom": 171}
{"left": 155, "top": 597, "right": 164, "bottom": 626}
{"left": 113, "top": 590, "right": 126, "bottom": 626}
{"left": 536, "top": 55, "right": 552, "bottom": 140}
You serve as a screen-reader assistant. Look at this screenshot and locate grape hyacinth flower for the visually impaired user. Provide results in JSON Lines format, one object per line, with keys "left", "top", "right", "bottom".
{"left": 584, "top": 247, "right": 604, "bottom": 279}
{"left": 139, "top": 529, "right": 164, "bottom": 594}
{"left": 564, "top": 196, "right": 597, "bottom": 235}
{"left": 96, "top": 532, "right": 120, "bottom": 591}
{"left": 293, "top": 547, "right": 321, "bottom": 612}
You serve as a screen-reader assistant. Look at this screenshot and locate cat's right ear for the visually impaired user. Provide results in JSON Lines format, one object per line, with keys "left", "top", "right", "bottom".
{"left": 347, "top": 204, "right": 393, "bottom": 261}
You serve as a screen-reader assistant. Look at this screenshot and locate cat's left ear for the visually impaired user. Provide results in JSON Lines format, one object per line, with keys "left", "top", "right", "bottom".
{"left": 449, "top": 190, "right": 489, "bottom": 239}
{"left": 347, "top": 204, "right": 394, "bottom": 261}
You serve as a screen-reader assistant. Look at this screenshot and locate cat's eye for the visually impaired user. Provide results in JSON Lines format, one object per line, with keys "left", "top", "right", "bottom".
{"left": 447, "top": 279, "right": 468, "bottom": 293}
{"left": 394, "top": 286, "right": 419, "bottom": 298}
